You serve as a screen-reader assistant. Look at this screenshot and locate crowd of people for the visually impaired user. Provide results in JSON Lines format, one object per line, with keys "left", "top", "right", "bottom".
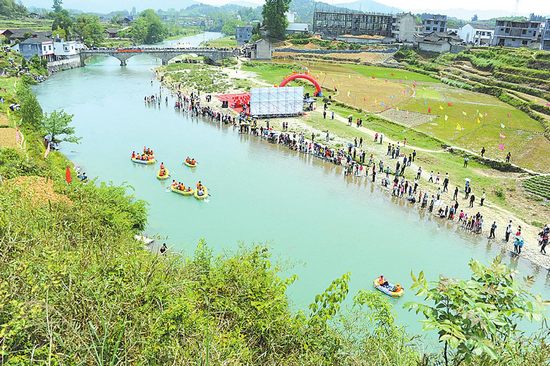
{"left": 151, "top": 81, "right": 547, "bottom": 259}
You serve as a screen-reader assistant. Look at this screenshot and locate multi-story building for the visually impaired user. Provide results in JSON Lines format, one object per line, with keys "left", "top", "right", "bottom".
{"left": 492, "top": 19, "right": 541, "bottom": 47}
{"left": 53, "top": 39, "right": 80, "bottom": 59}
{"left": 421, "top": 14, "right": 447, "bottom": 34}
{"left": 541, "top": 18, "right": 550, "bottom": 51}
{"left": 19, "top": 34, "right": 54, "bottom": 61}
{"left": 312, "top": 10, "right": 394, "bottom": 38}
{"left": 457, "top": 24, "right": 494, "bottom": 46}
{"left": 392, "top": 13, "right": 416, "bottom": 42}
{"left": 236, "top": 26, "right": 253, "bottom": 45}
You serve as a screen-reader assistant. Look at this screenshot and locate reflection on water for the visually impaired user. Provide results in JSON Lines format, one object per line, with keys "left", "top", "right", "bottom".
{"left": 33, "top": 33, "right": 549, "bottom": 334}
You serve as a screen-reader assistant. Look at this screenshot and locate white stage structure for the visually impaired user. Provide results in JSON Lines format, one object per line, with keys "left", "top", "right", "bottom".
{"left": 249, "top": 87, "right": 303, "bottom": 118}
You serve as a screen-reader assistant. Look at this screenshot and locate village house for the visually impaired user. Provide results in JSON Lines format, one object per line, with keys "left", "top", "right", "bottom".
{"left": 18, "top": 34, "right": 55, "bottom": 61}
{"left": 457, "top": 24, "right": 494, "bottom": 46}
{"left": 1, "top": 29, "right": 51, "bottom": 44}
{"left": 492, "top": 19, "right": 541, "bottom": 48}
{"left": 415, "top": 31, "right": 464, "bottom": 53}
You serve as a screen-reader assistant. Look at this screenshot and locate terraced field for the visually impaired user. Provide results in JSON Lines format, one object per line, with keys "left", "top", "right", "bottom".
{"left": 523, "top": 175, "right": 550, "bottom": 200}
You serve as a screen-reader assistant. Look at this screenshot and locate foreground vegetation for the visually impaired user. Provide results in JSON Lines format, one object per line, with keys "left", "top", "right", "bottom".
{"left": 0, "top": 52, "right": 549, "bottom": 365}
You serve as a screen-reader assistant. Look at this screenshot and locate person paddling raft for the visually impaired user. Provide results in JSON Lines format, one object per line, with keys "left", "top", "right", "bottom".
{"left": 378, "top": 275, "right": 388, "bottom": 287}
{"left": 158, "top": 162, "right": 167, "bottom": 177}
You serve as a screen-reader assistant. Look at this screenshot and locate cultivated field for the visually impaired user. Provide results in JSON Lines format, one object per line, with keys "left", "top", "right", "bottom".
{"left": 243, "top": 60, "right": 549, "bottom": 172}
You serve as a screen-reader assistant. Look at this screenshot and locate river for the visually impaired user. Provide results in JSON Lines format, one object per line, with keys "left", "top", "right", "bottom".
{"left": 33, "top": 32, "right": 550, "bottom": 333}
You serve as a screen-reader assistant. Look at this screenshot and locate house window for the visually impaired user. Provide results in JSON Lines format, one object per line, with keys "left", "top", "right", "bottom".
{"left": 522, "top": 40, "right": 528, "bottom": 45}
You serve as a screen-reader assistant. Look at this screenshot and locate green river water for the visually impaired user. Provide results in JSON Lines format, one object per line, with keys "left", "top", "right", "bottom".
{"left": 34, "top": 32, "right": 549, "bottom": 333}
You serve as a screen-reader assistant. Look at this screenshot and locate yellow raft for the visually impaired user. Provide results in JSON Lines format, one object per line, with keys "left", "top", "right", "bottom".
{"left": 194, "top": 186, "right": 208, "bottom": 200}
{"left": 170, "top": 185, "right": 194, "bottom": 196}
{"left": 132, "top": 157, "right": 156, "bottom": 165}
{"left": 373, "top": 278, "right": 404, "bottom": 298}
{"left": 184, "top": 161, "right": 197, "bottom": 168}
{"left": 157, "top": 168, "right": 170, "bottom": 180}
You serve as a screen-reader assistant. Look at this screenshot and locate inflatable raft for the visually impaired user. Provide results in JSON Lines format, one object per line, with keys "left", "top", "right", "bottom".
{"left": 373, "top": 278, "right": 404, "bottom": 298}
{"left": 132, "top": 157, "right": 155, "bottom": 165}
{"left": 171, "top": 186, "right": 194, "bottom": 196}
{"left": 194, "top": 186, "right": 208, "bottom": 200}
{"left": 184, "top": 161, "right": 197, "bottom": 168}
{"left": 157, "top": 169, "right": 170, "bottom": 180}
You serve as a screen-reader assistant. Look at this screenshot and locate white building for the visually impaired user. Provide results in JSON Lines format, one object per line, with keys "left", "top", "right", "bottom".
{"left": 392, "top": 13, "right": 416, "bottom": 42}
{"left": 458, "top": 24, "right": 494, "bottom": 46}
{"left": 285, "top": 12, "right": 296, "bottom": 23}
{"left": 53, "top": 39, "right": 80, "bottom": 58}
{"left": 286, "top": 23, "right": 309, "bottom": 34}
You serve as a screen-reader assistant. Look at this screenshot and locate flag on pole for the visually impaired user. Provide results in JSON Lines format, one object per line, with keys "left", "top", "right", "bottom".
{"left": 44, "top": 142, "right": 50, "bottom": 158}
{"left": 65, "top": 166, "right": 72, "bottom": 184}
{"left": 499, "top": 133, "right": 506, "bottom": 139}
{"left": 347, "top": 90, "right": 351, "bottom": 97}
{"left": 498, "top": 144, "right": 505, "bottom": 151}
{"left": 456, "top": 123, "right": 462, "bottom": 131}
{"left": 439, "top": 105, "right": 443, "bottom": 110}
{"left": 447, "top": 102, "right": 453, "bottom": 106}
{"left": 444, "top": 115, "right": 448, "bottom": 121}
{"left": 500, "top": 123, "right": 505, "bottom": 128}
{"left": 476, "top": 118, "right": 481, "bottom": 124}
{"left": 478, "top": 113, "right": 483, "bottom": 118}
{"left": 462, "top": 111, "right": 467, "bottom": 116}
{"left": 428, "top": 107, "right": 431, "bottom": 113}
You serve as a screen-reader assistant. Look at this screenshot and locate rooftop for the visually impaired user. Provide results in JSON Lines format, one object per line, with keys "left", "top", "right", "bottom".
{"left": 20, "top": 35, "right": 53, "bottom": 44}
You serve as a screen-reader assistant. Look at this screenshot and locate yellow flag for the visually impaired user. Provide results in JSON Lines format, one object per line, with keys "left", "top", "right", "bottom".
{"left": 439, "top": 105, "right": 444, "bottom": 110}
{"left": 479, "top": 113, "right": 483, "bottom": 118}
{"left": 348, "top": 74, "right": 351, "bottom": 79}
{"left": 462, "top": 111, "right": 467, "bottom": 116}
{"left": 396, "top": 107, "right": 400, "bottom": 111}
{"left": 456, "top": 123, "right": 462, "bottom": 131}
{"left": 476, "top": 118, "right": 480, "bottom": 124}
{"left": 444, "top": 115, "right": 448, "bottom": 121}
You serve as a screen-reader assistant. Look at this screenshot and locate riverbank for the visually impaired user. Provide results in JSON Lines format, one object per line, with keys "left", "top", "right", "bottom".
{"left": 156, "top": 59, "right": 550, "bottom": 270}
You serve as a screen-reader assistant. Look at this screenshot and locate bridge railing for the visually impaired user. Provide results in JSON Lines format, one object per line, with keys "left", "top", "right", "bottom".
{"left": 80, "top": 47, "right": 236, "bottom": 53}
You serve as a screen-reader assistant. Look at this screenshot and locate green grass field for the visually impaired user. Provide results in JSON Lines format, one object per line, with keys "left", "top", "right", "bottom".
{"left": 343, "top": 64, "right": 439, "bottom": 83}
{"left": 244, "top": 60, "right": 549, "bottom": 173}
{"left": 203, "top": 36, "right": 237, "bottom": 48}
{"left": 401, "top": 85, "right": 548, "bottom": 172}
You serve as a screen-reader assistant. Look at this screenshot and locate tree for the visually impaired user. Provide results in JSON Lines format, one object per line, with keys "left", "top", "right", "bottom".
{"left": 471, "top": 14, "right": 478, "bottom": 22}
{"left": 0, "top": 0, "right": 28, "bottom": 17}
{"left": 262, "top": 0, "right": 290, "bottom": 40}
{"left": 128, "top": 9, "right": 166, "bottom": 45}
{"left": 406, "top": 257, "right": 544, "bottom": 366}
{"left": 74, "top": 14, "right": 105, "bottom": 47}
{"left": 52, "top": 26, "right": 66, "bottom": 40}
{"left": 51, "top": 0, "right": 72, "bottom": 38}
{"left": 221, "top": 18, "right": 244, "bottom": 36}
{"left": 16, "top": 82, "right": 43, "bottom": 128}
{"left": 52, "top": 0, "right": 63, "bottom": 13}
{"left": 41, "top": 110, "right": 80, "bottom": 145}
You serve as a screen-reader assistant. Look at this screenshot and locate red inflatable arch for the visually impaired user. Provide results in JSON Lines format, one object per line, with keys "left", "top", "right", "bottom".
{"left": 279, "top": 73, "right": 322, "bottom": 96}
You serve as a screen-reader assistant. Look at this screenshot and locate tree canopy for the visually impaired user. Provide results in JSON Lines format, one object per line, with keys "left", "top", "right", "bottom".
{"left": 262, "top": 0, "right": 290, "bottom": 40}
{"left": 74, "top": 14, "right": 105, "bottom": 47}
{"left": 40, "top": 109, "right": 80, "bottom": 145}
{"left": 51, "top": 0, "right": 73, "bottom": 40}
{"left": 127, "top": 9, "right": 166, "bottom": 45}
{"left": 0, "top": 0, "right": 27, "bottom": 17}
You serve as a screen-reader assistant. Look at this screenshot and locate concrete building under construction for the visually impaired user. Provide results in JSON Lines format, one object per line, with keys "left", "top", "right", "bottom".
{"left": 312, "top": 10, "right": 417, "bottom": 42}
{"left": 313, "top": 10, "right": 394, "bottom": 38}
